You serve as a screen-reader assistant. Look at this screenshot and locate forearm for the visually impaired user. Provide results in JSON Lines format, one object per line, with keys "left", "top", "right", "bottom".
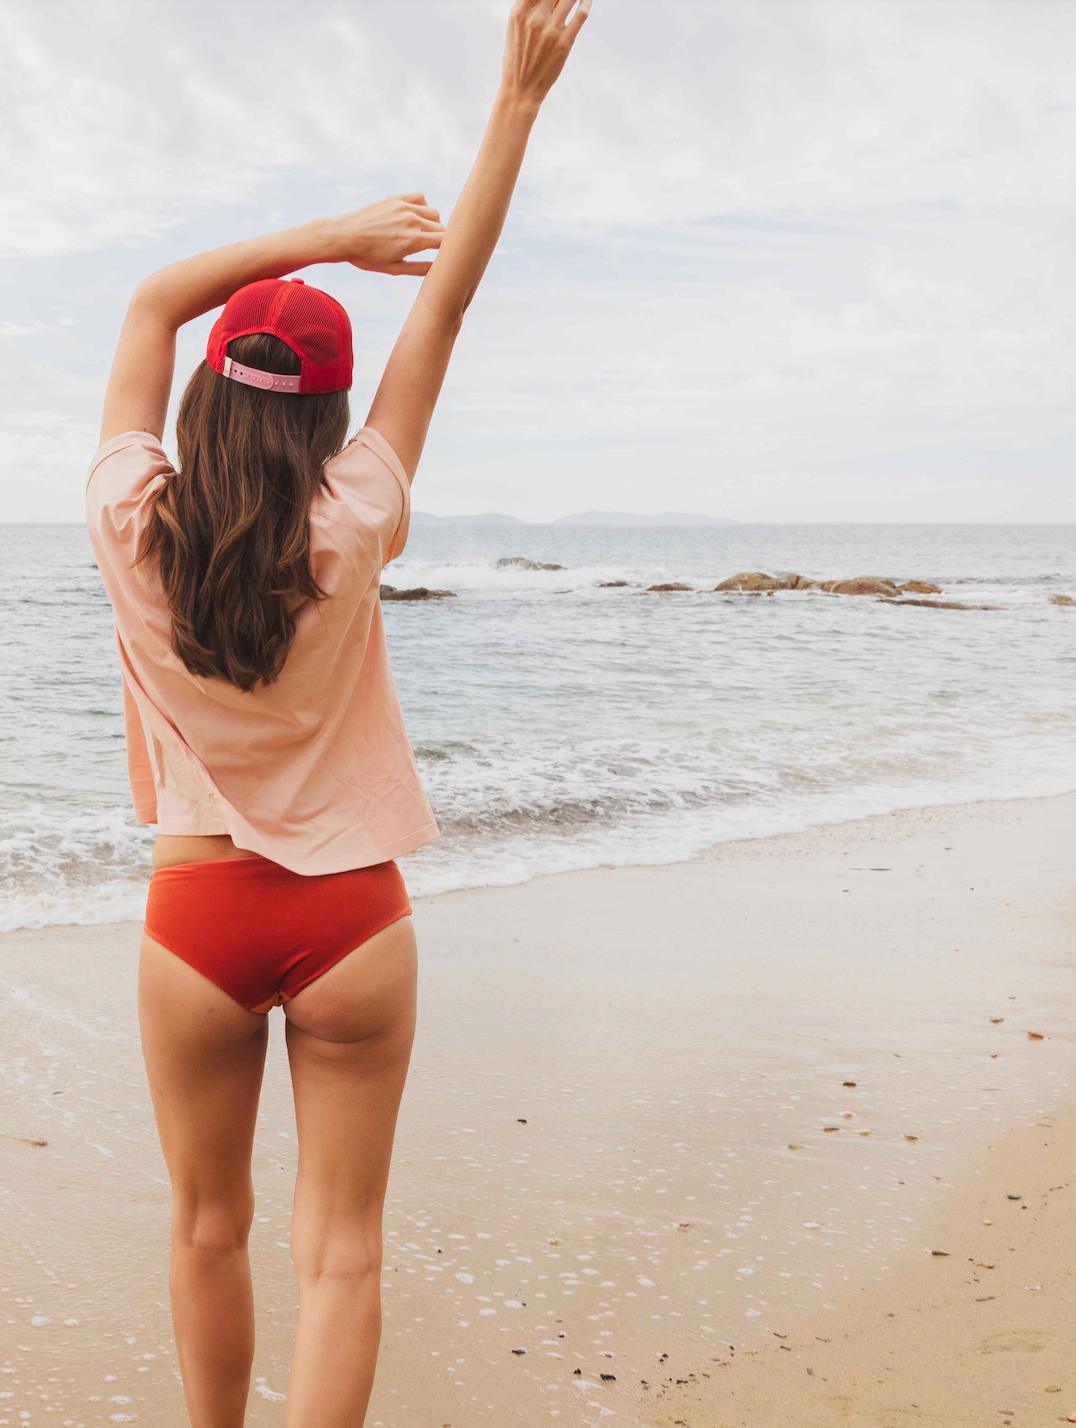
{"left": 131, "top": 218, "right": 339, "bottom": 332}
{"left": 363, "top": 0, "right": 591, "bottom": 480}
{"left": 415, "top": 89, "right": 539, "bottom": 323}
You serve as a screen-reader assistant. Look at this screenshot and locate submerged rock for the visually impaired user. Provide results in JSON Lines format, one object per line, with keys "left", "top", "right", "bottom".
{"left": 1049, "top": 593, "right": 1076, "bottom": 607}
{"left": 598, "top": 580, "right": 629, "bottom": 588}
{"left": 820, "top": 576, "right": 899, "bottom": 596}
{"left": 647, "top": 582, "right": 694, "bottom": 592}
{"left": 898, "top": 580, "right": 942, "bottom": 594}
{"left": 494, "top": 557, "right": 564, "bottom": 571}
{"left": 380, "top": 586, "right": 457, "bottom": 601}
{"left": 881, "top": 597, "right": 995, "bottom": 611}
{"left": 714, "top": 571, "right": 784, "bottom": 592}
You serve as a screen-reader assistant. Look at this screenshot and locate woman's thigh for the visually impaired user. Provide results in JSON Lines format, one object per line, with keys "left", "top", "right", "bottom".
{"left": 283, "top": 917, "right": 417, "bottom": 1246}
{"left": 138, "top": 934, "right": 269, "bottom": 1210}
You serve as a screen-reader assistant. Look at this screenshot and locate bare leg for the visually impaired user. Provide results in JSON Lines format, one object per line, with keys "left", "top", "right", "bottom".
{"left": 283, "top": 916, "right": 417, "bottom": 1428}
{"left": 138, "top": 935, "right": 268, "bottom": 1428}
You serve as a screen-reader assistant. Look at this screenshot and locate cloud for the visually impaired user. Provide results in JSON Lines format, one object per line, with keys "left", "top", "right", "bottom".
{"left": 2, "top": 0, "right": 1075, "bottom": 522}
{"left": 0, "top": 0, "right": 474, "bottom": 258}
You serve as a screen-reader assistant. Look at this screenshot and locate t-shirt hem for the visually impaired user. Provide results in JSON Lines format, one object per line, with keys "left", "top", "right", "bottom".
{"left": 140, "top": 817, "right": 441, "bottom": 876}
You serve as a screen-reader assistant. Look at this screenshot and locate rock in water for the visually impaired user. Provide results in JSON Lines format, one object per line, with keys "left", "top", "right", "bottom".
{"left": 647, "top": 582, "right": 694, "bottom": 592}
{"left": 380, "top": 587, "right": 457, "bottom": 601}
{"left": 898, "top": 580, "right": 942, "bottom": 594}
{"left": 714, "top": 571, "right": 784, "bottom": 592}
{"left": 1049, "top": 593, "right": 1076, "bottom": 607}
{"left": 821, "top": 576, "right": 899, "bottom": 596}
{"left": 598, "top": 580, "right": 629, "bottom": 588}
{"left": 781, "top": 573, "right": 820, "bottom": 590}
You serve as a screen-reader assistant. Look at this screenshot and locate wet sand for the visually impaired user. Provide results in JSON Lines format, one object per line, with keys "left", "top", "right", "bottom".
{"left": 1, "top": 792, "right": 1073, "bottom": 1426}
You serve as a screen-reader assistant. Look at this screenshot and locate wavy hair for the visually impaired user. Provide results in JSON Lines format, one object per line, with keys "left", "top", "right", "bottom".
{"left": 138, "top": 332, "right": 349, "bottom": 691}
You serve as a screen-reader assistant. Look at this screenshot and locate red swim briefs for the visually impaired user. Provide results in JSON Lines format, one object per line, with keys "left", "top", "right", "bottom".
{"left": 144, "top": 854, "right": 411, "bottom": 1013}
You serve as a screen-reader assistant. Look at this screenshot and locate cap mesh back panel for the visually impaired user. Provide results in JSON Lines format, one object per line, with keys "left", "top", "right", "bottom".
{"left": 207, "top": 279, "right": 353, "bottom": 393}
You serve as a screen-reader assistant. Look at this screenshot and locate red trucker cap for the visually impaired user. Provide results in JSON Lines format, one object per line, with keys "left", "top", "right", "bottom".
{"left": 206, "top": 278, "right": 353, "bottom": 395}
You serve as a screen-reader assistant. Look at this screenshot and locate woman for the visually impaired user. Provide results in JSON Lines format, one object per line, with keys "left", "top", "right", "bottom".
{"left": 86, "top": 3, "right": 591, "bottom": 1423}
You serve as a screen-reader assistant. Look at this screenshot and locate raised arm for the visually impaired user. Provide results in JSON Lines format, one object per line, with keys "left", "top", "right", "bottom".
{"left": 99, "top": 198, "right": 444, "bottom": 446}
{"left": 365, "top": 0, "right": 591, "bottom": 480}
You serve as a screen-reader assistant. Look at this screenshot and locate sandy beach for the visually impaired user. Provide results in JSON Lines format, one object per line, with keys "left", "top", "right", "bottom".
{"left": 2, "top": 791, "right": 1074, "bottom": 1426}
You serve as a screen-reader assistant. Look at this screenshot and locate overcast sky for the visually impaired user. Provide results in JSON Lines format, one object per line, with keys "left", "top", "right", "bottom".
{"left": 2, "top": 0, "right": 1074, "bottom": 523}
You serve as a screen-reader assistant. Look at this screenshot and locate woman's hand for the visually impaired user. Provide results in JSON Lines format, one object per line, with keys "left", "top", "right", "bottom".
{"left": 501, "top": 0, "right": 592, "bottom": 107}
{"left": 365, "top": 0, "right": 593, "bottom": 481}
{"left": 326, "top": 194, "right": 445, "bottom": 277}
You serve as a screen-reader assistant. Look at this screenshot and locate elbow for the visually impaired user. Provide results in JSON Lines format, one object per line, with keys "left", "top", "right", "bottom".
{"left": 130, "top": 274, "right": 162, "bottom": 311}
{"left": 459, "top": 282, "right": 483, "bottom": 321}
{"left": 129, "top": 274, "right": 179, "bottom": 331}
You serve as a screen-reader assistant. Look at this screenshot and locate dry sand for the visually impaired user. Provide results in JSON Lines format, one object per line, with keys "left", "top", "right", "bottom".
{"left": 647, "top": 1112, "right": 1076, "bottom": 1426}
{"left": 1, "top": 792, "right": 1073, "bottom": 1426}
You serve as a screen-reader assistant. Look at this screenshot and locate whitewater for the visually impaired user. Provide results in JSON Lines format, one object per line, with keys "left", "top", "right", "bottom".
{"left": 1, "top": 519, "right": 1073, "bottom": 931}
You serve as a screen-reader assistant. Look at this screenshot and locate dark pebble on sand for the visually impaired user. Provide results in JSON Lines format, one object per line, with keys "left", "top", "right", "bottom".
{"left": 600, "top": 1374, "right": 616, "bottom": 1382}
{"left": 512, "top": 1348, "right": 525, "bottom": 1355}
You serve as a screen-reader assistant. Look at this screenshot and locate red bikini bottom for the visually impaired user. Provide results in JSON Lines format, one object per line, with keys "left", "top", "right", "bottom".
{"left": 144, "top": 854, "right": 412, "bottom": 1013}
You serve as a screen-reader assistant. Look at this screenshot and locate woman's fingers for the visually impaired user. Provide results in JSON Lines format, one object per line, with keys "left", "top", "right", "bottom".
{"left": 551, "top": 0, "right": 590, "bottom": 34}
{"left": 406, "top": 229, "right": 443, "bottom": 254}
{"left": 350, "top": 257, "right": 433, "bottom": 276}
{"left": 566, "top": 0, "right": 591, "bottom": 34}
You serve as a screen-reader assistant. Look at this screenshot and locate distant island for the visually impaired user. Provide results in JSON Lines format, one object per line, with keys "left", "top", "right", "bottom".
{"left": 411, "top": 510, "right": 738, "bottom": 527}
{"left": 555, "top": 510, "right": 739, "bottom": 526}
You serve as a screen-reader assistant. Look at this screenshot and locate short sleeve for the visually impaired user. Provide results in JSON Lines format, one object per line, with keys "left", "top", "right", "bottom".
{"left": 86, "top": 431, "right": 174, "bottom": 551}
{"left": 322, "top": 427, "right": 411, "bottom": 565}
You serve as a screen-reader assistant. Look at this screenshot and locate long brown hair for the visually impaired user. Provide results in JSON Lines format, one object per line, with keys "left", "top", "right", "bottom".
{"left": 139, "top": 333, "right": 349, "bottom": 692}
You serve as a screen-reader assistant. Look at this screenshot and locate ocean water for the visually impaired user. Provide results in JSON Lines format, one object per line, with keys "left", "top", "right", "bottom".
{"left": 1, "top": 520, "right": 1073, "bottom": 932}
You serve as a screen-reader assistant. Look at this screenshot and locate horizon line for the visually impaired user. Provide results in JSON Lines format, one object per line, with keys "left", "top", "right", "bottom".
{"left": 4, "top": 517, "right": 1076, "bottom": 528}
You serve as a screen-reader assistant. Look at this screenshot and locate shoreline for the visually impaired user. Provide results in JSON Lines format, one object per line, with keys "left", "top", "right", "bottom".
{"left": 1, "top": 790, "right": 1073, "bottom": 1423}
{"left": 7, "top": 781, "right": 1076, "bottom": 936}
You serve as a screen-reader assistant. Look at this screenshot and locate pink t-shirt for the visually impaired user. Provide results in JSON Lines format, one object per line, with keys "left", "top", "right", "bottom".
{"left": 86, "top": 428, "right": 438, "bottom": 875}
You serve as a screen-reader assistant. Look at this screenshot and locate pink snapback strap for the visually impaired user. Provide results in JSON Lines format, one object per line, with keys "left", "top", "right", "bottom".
{"left": 222, "top": 356, "right": 301, "bottom": 393}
